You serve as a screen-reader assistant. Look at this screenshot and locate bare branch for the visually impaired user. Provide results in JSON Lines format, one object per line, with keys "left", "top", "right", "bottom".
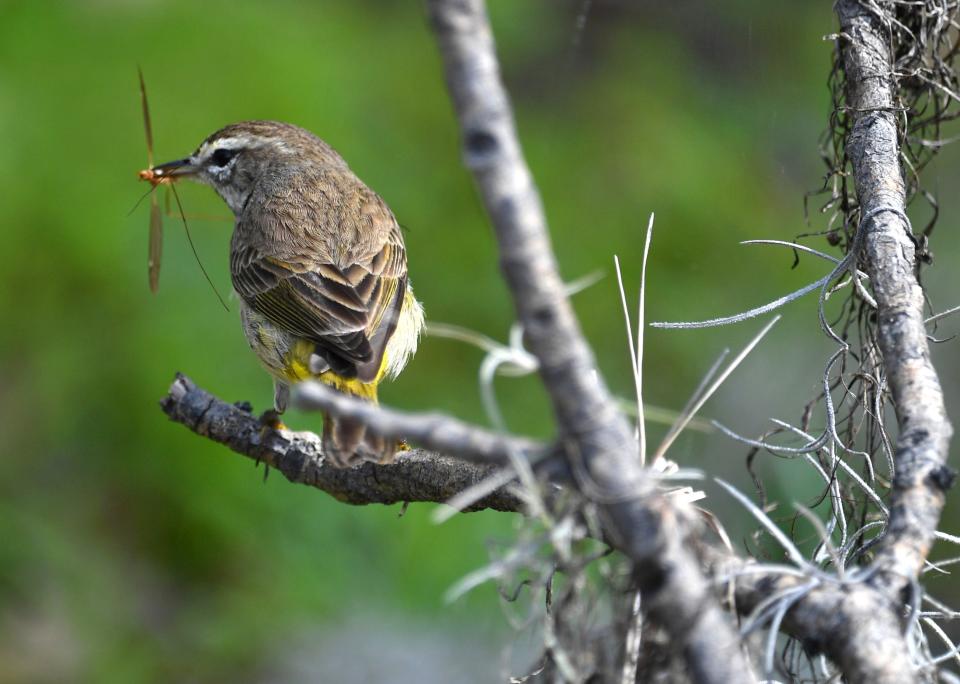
{"left": 160, "top": 374, "right": 525, "bottom": 513}
{"left": 836, "top": 0, "right": 955, "bottom": 597}
{"left": 700, "top": 5, "right": 960, "bottom": 683}
{"left": 294, "top": 379, "right": 548, "bottom": 466}
{"left": 717, "top": 554, "right": 916, "bottom": 684}
{"left": 162, "top": 367, "right": 929, "bottom": 683}
{"left": 426, "top": 1, "right": 754, "bottom": 681}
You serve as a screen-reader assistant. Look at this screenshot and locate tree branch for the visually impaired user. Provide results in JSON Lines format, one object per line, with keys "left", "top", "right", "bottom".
{"left": 710, "top": 552, "right": 916, "bottom": 684}
{"left": 426, "top": 2, "right": 755, "bottom": 681}
{"left": 158, "top": 370, "right": 918, "bottom": 681}
{"left": 160, "top": 374, "right": 524, "bottom": 513}
{"left": 288, "top": 375, "right": 917, "bottom": 683}
{"left": 294, "top": 379, "right": 548, "bottom": 465}
{"left": 707, "top": 6, "right": 959, "bottom": 682}
{"left": 836, "top": 0, "right": 954, "bottom": 599}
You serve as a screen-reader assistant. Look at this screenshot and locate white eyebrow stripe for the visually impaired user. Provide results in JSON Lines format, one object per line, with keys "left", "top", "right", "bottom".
{"left": 198, "top": 135, "right": 281, "bottom": 162}
{"left": 210, "top": 137, "right": 247, "bottom": 150}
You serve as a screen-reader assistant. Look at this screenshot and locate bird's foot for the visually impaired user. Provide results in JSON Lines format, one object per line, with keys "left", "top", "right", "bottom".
{"left": 259, "top": 409, "right": 288, "bottom": 432}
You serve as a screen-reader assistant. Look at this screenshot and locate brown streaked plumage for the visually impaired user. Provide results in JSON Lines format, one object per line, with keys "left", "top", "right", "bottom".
{"left": 146, "top": 121, "right": 424, "bottom": 467}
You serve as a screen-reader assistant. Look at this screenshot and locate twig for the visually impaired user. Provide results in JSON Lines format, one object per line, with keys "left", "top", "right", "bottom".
{"left": 426, "top": 2, "right": 754, "bottom": 681}
{"left": 294, "top": 379, "right": 548, "bottom": 465}
{"left": 160, "top": 374, "right": 526, "bottom": 513}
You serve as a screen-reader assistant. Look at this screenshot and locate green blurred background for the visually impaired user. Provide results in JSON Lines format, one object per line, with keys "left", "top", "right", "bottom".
{"left": 1, "top": 1, "right": 958, "bottom": 682}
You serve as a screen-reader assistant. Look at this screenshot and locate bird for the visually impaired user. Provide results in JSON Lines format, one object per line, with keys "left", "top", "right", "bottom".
{"left": 147, "top": 121, "right": 424, "bottom": 467}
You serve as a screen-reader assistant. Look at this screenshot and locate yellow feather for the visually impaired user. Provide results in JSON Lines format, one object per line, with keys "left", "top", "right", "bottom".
{"left": 248, "top": 286, "right": 422, "bottom": 402}
{"left": 316, "top": 371, "right": 379, "bottom": 401}
{"left": 280, "top": 338, "right": 382, "bottom": 401}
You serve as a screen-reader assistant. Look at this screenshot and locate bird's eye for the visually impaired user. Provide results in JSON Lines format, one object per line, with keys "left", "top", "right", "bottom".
{"left": 209, "top": 148, "right": 238, "bottom": 167}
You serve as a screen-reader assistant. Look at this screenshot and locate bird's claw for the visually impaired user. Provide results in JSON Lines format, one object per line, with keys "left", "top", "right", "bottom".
{"left": 259, "top": 409, "right": 287, "bottom": 432}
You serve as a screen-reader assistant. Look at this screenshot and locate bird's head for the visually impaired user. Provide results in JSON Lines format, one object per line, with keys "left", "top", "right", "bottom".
{"left": 147, "top": 120, "right": 346, "bottom": 214}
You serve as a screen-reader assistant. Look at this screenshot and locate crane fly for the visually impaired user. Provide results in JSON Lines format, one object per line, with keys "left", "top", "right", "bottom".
{"left": 136, "top": 68, "right": 229, "bottom": 310}
{"left": 137, "top": 67, "right": 168, "bottom": 293}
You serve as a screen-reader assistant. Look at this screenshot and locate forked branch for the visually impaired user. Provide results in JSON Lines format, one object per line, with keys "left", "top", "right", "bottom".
{"left": 426, "top": 1, "right": 754, "bottom": 681}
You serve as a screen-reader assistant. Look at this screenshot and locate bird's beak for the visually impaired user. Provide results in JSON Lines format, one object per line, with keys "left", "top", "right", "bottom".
{"left": 151, "top": 157, "right": 197, "bottom": 178}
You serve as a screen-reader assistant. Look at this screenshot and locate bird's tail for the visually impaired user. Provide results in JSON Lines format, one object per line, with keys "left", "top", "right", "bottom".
{"left": 322, "top": 413, "right": 394, "bottom": 468}
{"left": 318, "top": 375, "right": 396, "bottom": 468}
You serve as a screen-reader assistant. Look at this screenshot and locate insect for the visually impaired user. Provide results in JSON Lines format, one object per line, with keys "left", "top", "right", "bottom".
{"left": 135, "top": 68, "right": 229, "bottom": 309}
{"left": 137, "top": 67, "right": 168, "bottom": 293}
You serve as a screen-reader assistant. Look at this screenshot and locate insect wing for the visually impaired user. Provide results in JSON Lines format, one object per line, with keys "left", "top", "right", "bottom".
{"left": 138, "top": 66, "right": 154, "bottom": 167}
{"left": 148, "top": 193, "right": 162, "bottom": 293}
{"left": 139, "top": 67, "right": 162, "bottom": 292}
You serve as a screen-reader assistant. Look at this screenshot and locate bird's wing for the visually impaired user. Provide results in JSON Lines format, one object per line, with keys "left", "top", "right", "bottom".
{"left": 232, "top": 208, "right": 408, "bottom": 381}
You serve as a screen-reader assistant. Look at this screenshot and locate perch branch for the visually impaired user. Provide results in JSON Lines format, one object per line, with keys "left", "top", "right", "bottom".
{"left": 160, "top": 374, "right": 525, "bottom": 513}
{"left": 836, "top": 0, "right": 954, "bottom": 597}
{"left": 426, "top": 1, "right": 754, "bottom": 681}
{"left": 158, "top": 368, "right": 924, "bottom": 683}
{"left": 294, "top": 379, "right": 548, "bottom": 465}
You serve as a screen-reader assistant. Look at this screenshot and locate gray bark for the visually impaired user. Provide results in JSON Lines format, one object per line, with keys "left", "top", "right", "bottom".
{"left": 426, "top": 1, "right": 755, "bottom": 682}
{"left": 161, "top": 374, "right": 524, "bottom": 513}
{"left": 712, "top": 553, "right": 916, "bottom": 684}
{"left": 836, "top": 0, "right": 954, "bottom": 599}
{"left": 715, "top": 5, "right": 957, "bottom": 682}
